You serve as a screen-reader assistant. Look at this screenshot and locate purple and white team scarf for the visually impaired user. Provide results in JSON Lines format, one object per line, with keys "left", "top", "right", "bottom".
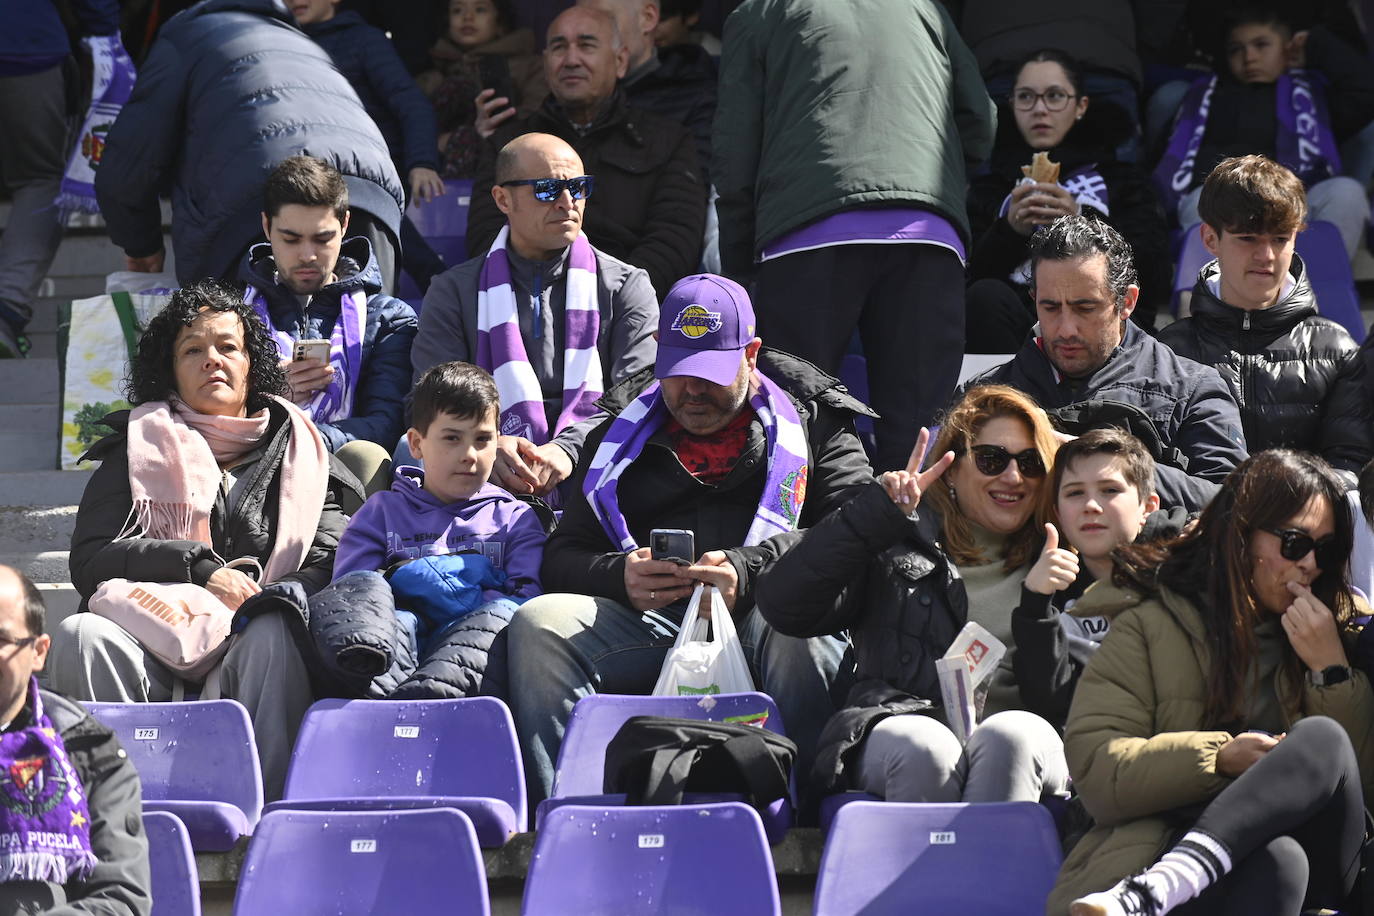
{"left": 245, "top": 284, "right": 366, "bottom": 424}
{"left": 56, "top": 34, "right": 137, "bottom": 219}
{"left": 1153, "top": 71, "right": 1342, "bottom": 211}
{"left": 583, "top": 371, "right": 810, "bottom": 551}
{"left": 475, "top": 226, "right": 602, "bottom": 443}
{"left": 0, "top": 679, "right": 98, "bottom": 885}
{"left": 999, "top": 167, "right": 1110, "bottom": 283}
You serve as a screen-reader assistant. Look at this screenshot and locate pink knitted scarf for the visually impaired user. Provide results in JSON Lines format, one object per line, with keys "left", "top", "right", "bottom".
{"left": 120, "top": 396, "right": 329, "bottom": 584}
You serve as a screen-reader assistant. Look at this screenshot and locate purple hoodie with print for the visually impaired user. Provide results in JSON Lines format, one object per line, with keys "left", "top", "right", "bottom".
{"left": 333, "top": 467, "right": 546, "bottom": 602}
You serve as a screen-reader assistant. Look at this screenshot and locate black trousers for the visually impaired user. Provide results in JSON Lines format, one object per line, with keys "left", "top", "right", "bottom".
{"left": 1175, "top": 716, "right": 1366, "bottom": 915}
{"left": 964, "top": 278, "right": 1034, "bottom": 354}
{"left": 752, "top": 244, "right": 965, "bottom": 472}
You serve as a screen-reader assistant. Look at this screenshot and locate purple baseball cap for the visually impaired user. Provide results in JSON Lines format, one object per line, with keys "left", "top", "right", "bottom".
{"left": 655, "top": 274, "right": 757, "bottom": 386}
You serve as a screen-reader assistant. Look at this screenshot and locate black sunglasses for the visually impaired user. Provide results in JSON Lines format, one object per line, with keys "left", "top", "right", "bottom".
{"left": 0, "top": 633, "right": 38, "bottom": 652}
{"left": 965, "top": 444, "right": 1046, "bottom": 478}
{"left": 1263, "top": 527, "right": 1343, "bottom": 570}
{"left": 498, "top": 175, "right": 596, "bottom": 201}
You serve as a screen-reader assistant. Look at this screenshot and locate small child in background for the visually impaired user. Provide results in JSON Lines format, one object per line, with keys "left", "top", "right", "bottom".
{"left": 1012, "top": 427, "right": 1179, "bottom": 727}
{"left": 290, "top": 0, "right": 448, "bottom": 290}
{"left": 1155, "top": 5, "right": 1374, "bottom": 259}
{"left": 333, "top": 361, "right": 548, "bottom": 698}
{"left": 416, "top": 0, "right": 548, "bottom": 178}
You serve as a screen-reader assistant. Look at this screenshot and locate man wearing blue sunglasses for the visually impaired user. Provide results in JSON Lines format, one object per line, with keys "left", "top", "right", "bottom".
{"left": 414, "top": 132, "right": 659, "bottom": 500}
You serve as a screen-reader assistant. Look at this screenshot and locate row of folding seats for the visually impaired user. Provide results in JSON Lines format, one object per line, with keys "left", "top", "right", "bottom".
{"left": 86, "top": 694, "right": 1064, "bottom": 914}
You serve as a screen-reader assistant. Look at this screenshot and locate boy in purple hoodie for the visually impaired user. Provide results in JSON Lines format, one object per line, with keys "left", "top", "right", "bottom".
{"left": 334, "top": 361, "right": 547, "bottom": 697}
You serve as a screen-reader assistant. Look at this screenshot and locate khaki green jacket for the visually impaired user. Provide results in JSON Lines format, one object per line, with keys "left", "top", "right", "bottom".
{"left": 1047, "top": 581, "right": 1374, "bottom": 915}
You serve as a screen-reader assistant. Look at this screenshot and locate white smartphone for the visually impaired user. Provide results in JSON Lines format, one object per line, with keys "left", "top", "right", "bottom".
{"left": 292, "top": 339, "right": 330, "bottom": 363}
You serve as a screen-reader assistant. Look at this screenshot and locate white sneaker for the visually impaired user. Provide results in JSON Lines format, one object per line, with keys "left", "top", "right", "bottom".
{"left": 1070, "top": 877, "right": 1163, "bottom": 916}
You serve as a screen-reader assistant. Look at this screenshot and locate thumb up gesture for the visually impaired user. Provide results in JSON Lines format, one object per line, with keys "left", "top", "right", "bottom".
{"left": 1025, "top": 523, "right": 1080, "bottom": 596}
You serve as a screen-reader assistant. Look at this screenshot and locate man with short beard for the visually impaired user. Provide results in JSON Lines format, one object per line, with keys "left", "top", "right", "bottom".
{"left": 490, "top": 273, "right": 874, "bottom": 805}
{"left": 969, "top": 216, "right": 1247, "bottom": 511}
{"left": 238, "top": 155, "right": 417, "bottom": 455}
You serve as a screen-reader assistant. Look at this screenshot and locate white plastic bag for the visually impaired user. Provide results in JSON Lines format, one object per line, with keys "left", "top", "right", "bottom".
{"left": 651, "top": 584, "right": 755, "bottom": 696}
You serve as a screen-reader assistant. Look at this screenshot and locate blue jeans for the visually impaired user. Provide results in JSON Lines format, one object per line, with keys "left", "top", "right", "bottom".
{"left": 495, "top": 592, "right": 846, "bottom": 804}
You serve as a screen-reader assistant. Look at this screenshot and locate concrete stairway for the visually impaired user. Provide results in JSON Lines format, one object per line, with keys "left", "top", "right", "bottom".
{"left": 0, "top": 203, "right": 169, "bottom": 626}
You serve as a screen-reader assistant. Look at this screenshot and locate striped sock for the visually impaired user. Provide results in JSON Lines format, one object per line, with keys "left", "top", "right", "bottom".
{"left": 1137, "top": 831, "right": 1234, "bottom": 912}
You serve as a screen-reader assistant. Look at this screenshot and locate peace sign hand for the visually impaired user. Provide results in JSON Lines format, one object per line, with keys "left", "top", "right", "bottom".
{"left": 880, "top": 427, "right": 956, "bottom": 514}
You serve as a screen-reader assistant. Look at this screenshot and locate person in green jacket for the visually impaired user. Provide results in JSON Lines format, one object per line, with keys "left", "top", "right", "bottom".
{"left": 1055, "top": 449, "right": 1373, "bottom": 916}
{"left": 712, "top": 0, "right": 996, "bottom": 472}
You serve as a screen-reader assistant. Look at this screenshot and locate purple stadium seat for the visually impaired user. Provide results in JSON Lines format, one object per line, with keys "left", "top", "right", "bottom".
{"left": 817, "top": 791, "right": 882, "bottom": 834}
{"left": 523, "top": 802, "right": 781, "bottom": 916}
{"left": 1295, "top": 221, "right": 1366, "bottom": 343}
{"left": 85, "top": 701, "right": 262, "bottom": 852}
{"left": 537, "top": 692, "right": 794, "bottom": 842}
{"left": 814, "top": 801, "right": 1062, "bottom": 915}
{"left": 144, "top": 812, "right": 200, "bottom": 916}
{"left": 232, "top": 808, "right": 489, "bottom": 916}
{"left": 1172, "top": 221, "right": 1365, "bottom": 342}
{"left": 406, "top": 178, "right": 472, "bottom": 267}
{"left": 262, "top": 697, "right": 525, "bottom": 847}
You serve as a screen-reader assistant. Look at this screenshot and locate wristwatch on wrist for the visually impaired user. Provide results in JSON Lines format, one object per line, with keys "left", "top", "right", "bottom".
{"left": 1308, "top": 665, "right": 1352, "bottom": 687}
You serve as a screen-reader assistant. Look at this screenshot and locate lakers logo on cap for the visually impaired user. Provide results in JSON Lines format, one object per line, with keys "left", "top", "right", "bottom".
{"left": 670, "top": 304, "right": 722, "bottom": 339}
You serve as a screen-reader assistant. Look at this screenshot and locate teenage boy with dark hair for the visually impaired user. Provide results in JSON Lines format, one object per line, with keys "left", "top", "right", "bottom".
{"left": 1013, "top": 427, "right": 1180, "bottom": 728}
{"left": 239, "top": 155, "right": 418, "bottom": 458}
{"left": 333, "top": 361, "right": 548, "bottom": 698}
{"left": 1159, "top": 155, "right": 1372, "bottom": 480}
{"left": 1155, "top": 6, "right": 1373, "bottom": 259}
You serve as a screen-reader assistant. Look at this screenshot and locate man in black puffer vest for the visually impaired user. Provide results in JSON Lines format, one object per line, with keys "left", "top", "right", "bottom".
{"left": 1159, "top": 155, "right": 1372, "bottom": 482}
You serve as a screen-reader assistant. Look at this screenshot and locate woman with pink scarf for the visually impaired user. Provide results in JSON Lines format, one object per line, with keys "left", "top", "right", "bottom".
{"left": 47, "top": 280, "right": 361, "bottom": 799}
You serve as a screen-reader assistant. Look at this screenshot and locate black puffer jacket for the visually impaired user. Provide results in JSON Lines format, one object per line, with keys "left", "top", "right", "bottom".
{"left": 467, "top": 89, "right": 707, "bottom": 298}
{"left": 970, "top": 321, "right": 1247, "bottom": 511}
{"left": 754, "top": 481, "right": 966, "bottom": 794}
{"left": 94, "top": 0, "right": 405, "bottom": 286}
{"left": 1158, "top": 256, "right": 1372, "bottom": 476}
{"left": 542, "top": 348, "right": 876, "bottom": 620}
{"left": 69, "top": 403, "right": 360, "bottom": 603}
{"left": 624, "top": 44, "right": 717, "bottom": 185}
{"left": 967, "top": 101, "right": 1171, "bottom": 330}
{"left": 299, "top": 570, "right": 417, "bottom": 698}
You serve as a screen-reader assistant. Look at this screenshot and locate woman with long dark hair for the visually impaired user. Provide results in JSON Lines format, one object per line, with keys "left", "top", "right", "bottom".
{"left": 1052, "top": 450, "right": 1374, "bottom": 915}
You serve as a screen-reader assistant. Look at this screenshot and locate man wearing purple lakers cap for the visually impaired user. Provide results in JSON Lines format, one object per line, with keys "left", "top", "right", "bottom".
{"left": 490, "top": 272, "right": 875, "bottom": 804}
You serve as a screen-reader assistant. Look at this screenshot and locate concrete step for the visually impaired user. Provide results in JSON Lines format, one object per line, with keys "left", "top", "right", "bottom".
{"left": 47, "top": 236, "right": 127, "bottom": 281}
{"left": 35, "top": 583, "right": 79, "bottom": 626}
{"left": 0, "top": 358, "right": 57, "bottom": 404}
{"left": 3, "top": 551, "right": 70, "bottom": 585}
{"left": 0, "top": 470, "right": 92, "bottom": 507}
{"left": 0, "top": 198, "right": 173, "bottom": 233}
{"left": 0, "top": 404, "right": 58, "bottom": 471}
{"left": 0, "top": 505, "right": 77, "bottom": 554}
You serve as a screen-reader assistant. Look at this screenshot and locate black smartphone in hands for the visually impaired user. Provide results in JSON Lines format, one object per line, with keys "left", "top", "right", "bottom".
{"left": 478, "top": 54, "right": 517, "bottom": 111}
{"left": 650, "top": 528, "right": 695, "bottom": 566}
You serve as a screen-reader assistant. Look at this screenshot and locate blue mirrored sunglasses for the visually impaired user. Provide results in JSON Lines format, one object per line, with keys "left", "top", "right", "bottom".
{"left": 498, "top": 175, "right": 596, "bottom": 201}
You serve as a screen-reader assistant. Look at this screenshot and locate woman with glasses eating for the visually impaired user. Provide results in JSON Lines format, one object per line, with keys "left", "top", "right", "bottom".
{"left": 964, "top": 49, "right": 1170, "bottom": 351}
{"left": 755, "top": 385, "right": 1073, "bottom": 804}
{"left": 1053, "top": 449, "right": 1374, "bottom": 916}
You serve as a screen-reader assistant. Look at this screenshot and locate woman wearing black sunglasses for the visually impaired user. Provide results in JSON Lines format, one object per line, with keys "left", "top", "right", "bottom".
{"left": 756, "top": 385, "right": 1073, "bottom": 805}
{"left": 1055, "top": 449, "right": 1374, "bottom": 916}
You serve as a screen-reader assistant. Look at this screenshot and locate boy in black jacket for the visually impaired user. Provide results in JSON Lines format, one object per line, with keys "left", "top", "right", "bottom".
{"left": 1012, "top": 427, "right": 1180, "bottom": 727}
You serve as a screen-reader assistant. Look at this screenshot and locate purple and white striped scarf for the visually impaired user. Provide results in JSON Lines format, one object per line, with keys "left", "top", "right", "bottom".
{"left": 245, "top": 283, "right": 366, "bottom": 424}
{"left": 56, "top": 34, "right": 137, "bottom": 219}
{"left": 476, "top": 226, "right": 602, "bottom": 443}
{"left": 583, "top": 371, "right": 810, "bottom": 551}
{"left": 0, "top": 680, "right": 98, "bottom": 885}
{"left": 1153, "top": 71, "right": 1342, "bottom": 211}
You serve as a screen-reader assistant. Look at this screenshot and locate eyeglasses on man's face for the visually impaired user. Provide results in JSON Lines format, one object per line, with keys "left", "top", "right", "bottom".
{"left": 1010, "top": 88, "right": 1077, "bottom": 111}
{"left": 498, "top": 175, "right": 596, "bottom": 201}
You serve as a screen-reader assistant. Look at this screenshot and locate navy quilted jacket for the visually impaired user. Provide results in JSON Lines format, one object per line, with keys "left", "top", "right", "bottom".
{"left": 95, "top": 0, "right": 404, "bottom": 286}
{"left": 239, "top": 237, "right": 418, "bottom": 452}
{"left": 302, "top": 11, "right": 439, "bottom": 174}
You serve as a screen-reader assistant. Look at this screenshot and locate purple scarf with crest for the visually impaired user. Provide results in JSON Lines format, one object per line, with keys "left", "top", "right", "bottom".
{"left": 245, "top": 283, "right": 366, "bottom": 424}
{"left": 0, "top": 680, "right": 98, "bottom": 884}
{"left": 1153, "top": 71, "right": 1342, "bottom": 211}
